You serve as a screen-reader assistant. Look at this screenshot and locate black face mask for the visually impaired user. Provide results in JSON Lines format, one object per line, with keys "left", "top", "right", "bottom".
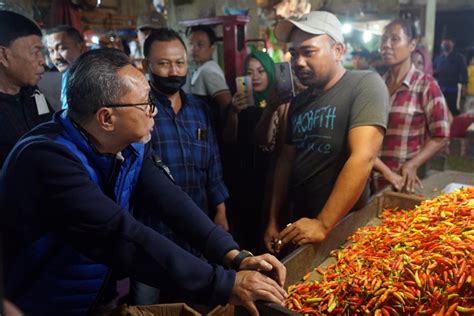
{"left": 441, "top": 43, "right": 452, "bottom": 53}
{"left": 150, "top": 73, "right": 187, "bottom": 95}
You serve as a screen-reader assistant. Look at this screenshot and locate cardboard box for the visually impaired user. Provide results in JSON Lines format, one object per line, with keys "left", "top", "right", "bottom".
{"left": 109, "top": 303, "right": 234, "bottom": 316}
{"left": 110, "top": 303, "right": 201, "bottom": 316}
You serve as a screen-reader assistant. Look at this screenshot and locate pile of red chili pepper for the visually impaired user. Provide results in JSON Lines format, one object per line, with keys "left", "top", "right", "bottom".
{"left": 287, "top": 187, "right": 474, "bottom": 315}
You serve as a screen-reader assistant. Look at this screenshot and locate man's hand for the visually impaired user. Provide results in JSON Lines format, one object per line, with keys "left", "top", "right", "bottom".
{"left": 229, "top": 270, "right": 287, "bottom": 316}
{"left": 240, "top": 253, "right": 286, "bottom": 287}
{"left": 263, "top": 222, "right": 280, "bottom": 253}
{"left": 279, "top": 218, "right": 328, "bottom": 246}
{"left": 382, "top": 169, "right": 404, "bottom": 191}
{"left": 400, "top": 161, "right": 422, "bottom": 193}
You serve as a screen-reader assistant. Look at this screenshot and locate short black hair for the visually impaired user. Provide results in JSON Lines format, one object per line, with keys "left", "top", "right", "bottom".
{"left": 0, "top": 10, "right": 42, "bottom": 47}
{"left": 143, "top": 28, "right": 187, "bottom": 58}
{"left": 67, "top": 48, "right": 131, "bottom": 124}
{"left": 384, "top": 18, "right": 417, "bottom": 41}
{"left": 187, "top": 25, "right": 217, "bottom": 45}
{"left": 441, "top": 35, "right": 455, "bottom": 43}
{"left": 46, "top": 25, "right": 83, "bottom": 44}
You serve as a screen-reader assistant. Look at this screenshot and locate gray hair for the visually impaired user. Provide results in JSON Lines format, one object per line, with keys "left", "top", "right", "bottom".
{"left": 66, "top": 48, "right": 131, "bottom": 124}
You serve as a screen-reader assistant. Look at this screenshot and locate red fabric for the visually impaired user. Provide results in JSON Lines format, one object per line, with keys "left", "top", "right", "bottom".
{"left": 47, "top": 0, "right": 83, "bottom": 33}
{"left": 450, "top": 113, "right": 474, "bottom": 137}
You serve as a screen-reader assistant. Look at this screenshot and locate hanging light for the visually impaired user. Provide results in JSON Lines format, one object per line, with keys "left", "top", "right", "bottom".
{"left": 363, "top": 30, "right": 373, "bottom": 43}
{"left": 91, "top": 35, "right": 100, "bottom": 45}
{"left": 342, "top": 23, "right": 352, "bottom": 34}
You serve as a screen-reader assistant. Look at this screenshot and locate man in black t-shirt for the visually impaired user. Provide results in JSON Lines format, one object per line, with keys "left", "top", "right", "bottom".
{"left": 0, "top": 10, "right": 52, "bottom": 168}
{"left": 264, "top": 11, "right": 389, "bottom": 252}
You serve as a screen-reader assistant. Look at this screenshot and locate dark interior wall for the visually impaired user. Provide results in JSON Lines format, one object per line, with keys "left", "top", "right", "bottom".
{"left": 435, "top": 9, "right": 474, "bottom": 58}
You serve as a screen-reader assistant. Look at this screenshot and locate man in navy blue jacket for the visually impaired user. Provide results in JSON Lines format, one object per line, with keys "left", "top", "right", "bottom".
{"left": 0, "top": 48, "right": 286, "bottom": 316}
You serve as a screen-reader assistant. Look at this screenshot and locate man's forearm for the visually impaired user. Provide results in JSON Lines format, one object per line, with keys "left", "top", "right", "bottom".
{"left": 317, "top": 154, "right": 376, "bottom": 233}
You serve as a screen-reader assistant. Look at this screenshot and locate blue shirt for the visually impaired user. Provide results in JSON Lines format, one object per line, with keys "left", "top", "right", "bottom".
{"left": 150, "top": 89, "right": 228, "bottom": 215}
{"left": 1, "top": 111, "right": 238, "bottom": 313}
{"left": 60, "top": 70, "right": 69, "bottom": 109}
{"left": 434, "top": 52, "right": 468, "bottom": 91}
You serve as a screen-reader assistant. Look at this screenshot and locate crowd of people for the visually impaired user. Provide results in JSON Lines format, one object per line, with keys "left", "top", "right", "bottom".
{"left": 0, "top": 6, "right": 459, "bottom": 316}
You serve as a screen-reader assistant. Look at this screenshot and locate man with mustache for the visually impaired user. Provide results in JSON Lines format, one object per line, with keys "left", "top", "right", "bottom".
{"left": 130, "top": 28, "right": 230, "bottom": 305}
{"left": 45, "top": 25, "right": 85, "bottom": 109}
{"left": 264, "top": 11, "right": 390, "bottom": 251}
{"left": 0, "top": 10, "right": 52, "bottom": 168}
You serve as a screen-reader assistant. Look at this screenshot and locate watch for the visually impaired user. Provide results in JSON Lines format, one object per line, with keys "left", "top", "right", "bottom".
{"left": 230, "top": 250, "right": 253, "bottom": 270}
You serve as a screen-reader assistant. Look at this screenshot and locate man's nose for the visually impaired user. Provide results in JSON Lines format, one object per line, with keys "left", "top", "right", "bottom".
{"left": 39, "top": 52, "right": 46, "bottom": 66}
{"left": 169, "top": 65, "right": 179, "bottom": 76}
{"left": 292, "top": 55, "right": 305, "bottom": 67}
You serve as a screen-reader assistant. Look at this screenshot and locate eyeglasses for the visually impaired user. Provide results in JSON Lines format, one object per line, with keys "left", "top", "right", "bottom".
{"left": 103, "top": 94, "right": 157, "bottom": 117}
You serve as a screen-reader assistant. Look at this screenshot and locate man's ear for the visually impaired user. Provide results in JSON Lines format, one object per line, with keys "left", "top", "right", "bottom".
{"left": 333, "top": 42, "right": 346, "bottom": 62}
{"left": 0, "top": 46, "right": 10, "bottom": 67}
{"left": 80, "top": 43, "right": 87, "bottom": 54}
{"left": 95, "top": 107, "right": 116, "bottom": 132}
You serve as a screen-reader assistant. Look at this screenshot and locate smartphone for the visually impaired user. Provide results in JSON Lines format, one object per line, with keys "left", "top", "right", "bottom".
{"left": 274, "top": 62, "right": 295, "bottom": 98}
{"left": 235, "top": 75, "right": 255, "bottom": 106}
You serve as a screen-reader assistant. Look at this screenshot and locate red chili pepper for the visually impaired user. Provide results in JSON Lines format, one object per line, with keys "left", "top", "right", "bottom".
{"left": 457, "top": 272, "right": 467, "bottom": 289}
{"left": 446, "top": 284, "right": 458, "bottom": 294}
{"left": 445, "top": 302, "right": 459, "bottom": 316}
{"left": 285, "top": 188, "right": 474, "bottom": 314}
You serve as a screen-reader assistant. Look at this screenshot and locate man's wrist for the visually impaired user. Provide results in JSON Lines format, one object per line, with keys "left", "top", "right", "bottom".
{"left": 230, "top": 250, "right": 253, "bottom": 270}
{"left": 223, "top": 249, "right": 240, "bottom": 268}
{"left": 315, "top": 216, "right": 331, "bottom": 234}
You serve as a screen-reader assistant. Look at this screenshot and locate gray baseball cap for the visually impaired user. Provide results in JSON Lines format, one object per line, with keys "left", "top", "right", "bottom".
{"left": 274, "top": 11, "right": 344, "bottom": 43}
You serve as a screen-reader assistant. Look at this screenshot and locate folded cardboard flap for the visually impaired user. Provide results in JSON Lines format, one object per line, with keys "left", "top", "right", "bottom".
{"left": 109, "top": 303, "right": 234, "bottom": 316}
{"left": 109, "top": 303, "right": 201, "bottom": 316}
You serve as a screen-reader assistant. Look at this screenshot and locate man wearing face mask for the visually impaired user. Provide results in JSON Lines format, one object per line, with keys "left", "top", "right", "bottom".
{"left": 434, "top": 36, "right": 467, "bottom": 116}
{"left": 130, "top": 28, "right": 230, "bottom": 305}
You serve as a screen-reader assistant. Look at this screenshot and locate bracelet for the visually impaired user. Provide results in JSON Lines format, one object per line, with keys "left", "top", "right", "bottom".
{"left": 230, "top": 250, "right": 253, "bottom": 270}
